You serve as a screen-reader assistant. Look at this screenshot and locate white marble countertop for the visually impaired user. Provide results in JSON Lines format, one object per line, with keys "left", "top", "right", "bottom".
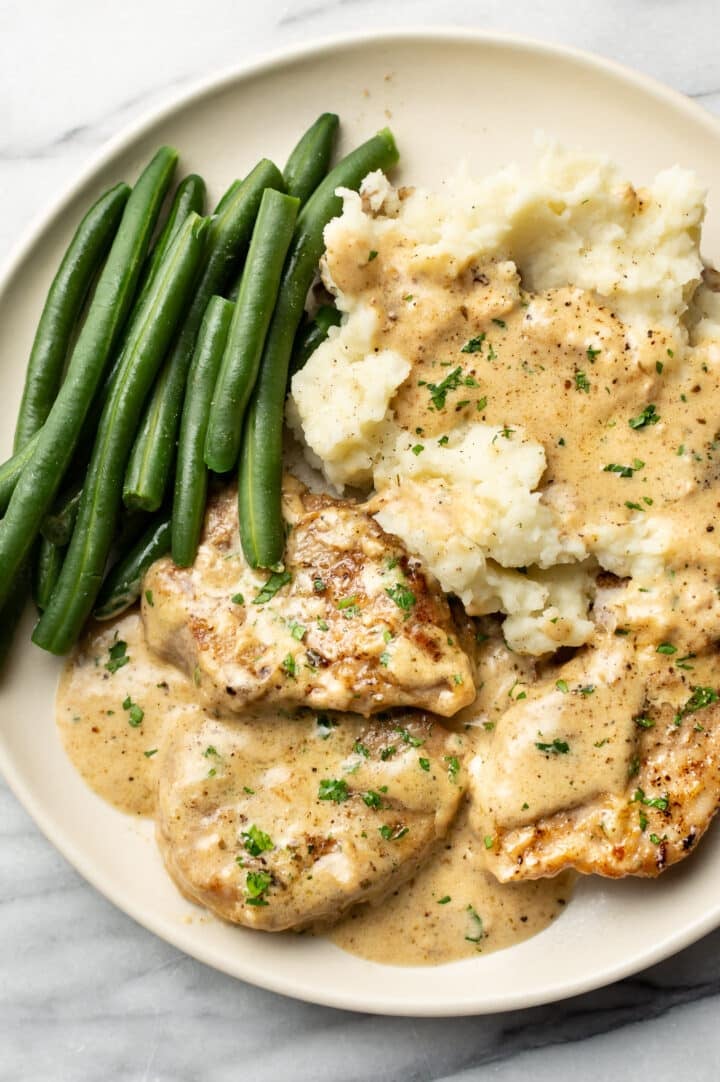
{"left": 4, "top": 1, "right": 720, "bottom": 1078}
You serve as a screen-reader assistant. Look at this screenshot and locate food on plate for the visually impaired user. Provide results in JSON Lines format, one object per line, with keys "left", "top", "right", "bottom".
{"left": 142, "top": 481, "right": 474, "bottom": 717}
{"left": 157, "top": 708, "right": 463, "bottom": 931}
{"left": 4, "top": 116, "right": 720, "bottom": 966}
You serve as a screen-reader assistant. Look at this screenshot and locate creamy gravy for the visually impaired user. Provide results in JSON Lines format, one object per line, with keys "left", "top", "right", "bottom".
{"left": 57, "top": 229, "right": 720, "bottom": 964}
{"left": 328, "top": 239, "right": 720, "bottom": 649}
{"left": 330, "top": 803, "right": 572, "bottom": 965}
{"left": 56, "top": 609, "right": 574, "bottom": 964}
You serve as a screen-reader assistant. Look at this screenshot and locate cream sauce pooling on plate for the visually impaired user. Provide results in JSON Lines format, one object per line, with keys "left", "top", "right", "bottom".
{"left": 56, "top": 612, "right": 194, "bottom": 816}
{"left": 330, "top": 803, "right": 572, "bottom": 965}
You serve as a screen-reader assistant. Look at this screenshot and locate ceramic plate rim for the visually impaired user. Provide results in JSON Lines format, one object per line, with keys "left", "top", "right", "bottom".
{"left": 2, "top": 27, "right": 720, "bottom": 1016}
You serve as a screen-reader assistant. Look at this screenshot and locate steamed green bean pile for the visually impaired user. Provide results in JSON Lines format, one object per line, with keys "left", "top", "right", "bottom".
{"left": 0, "top": 115, "right": 399, "bottom": 664}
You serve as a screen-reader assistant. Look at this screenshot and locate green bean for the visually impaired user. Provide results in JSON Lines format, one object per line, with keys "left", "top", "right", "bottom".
{"left": 32, "top": 212, "right": 208, "bottom": 654}
{"left": 283, "top": 113, "right": 339, "bottom": 206}
{"left": 94, "top": 515, "right": 170, "bottom": 620}
{"left": 0, "top": 566, "right": 31, "bottom": 673}
{"left": 238, "top": 128, "right": 399, "bottom": 568}
{"left": 0, "top": 147, "right": 178, "bottom": 612}
{"left": 205, "top": 190, "right": 299, "bottom": 473}
{"left": 122, "top": 159, "right": 285, "bottom": 513}
{"left": 172, "top": 297, "right": 234, "bottom": 566}
{"left": 290, "top": 304, "right": 342, "bottom": 376}
{"left": 34, "top": 537, "right": 64, "bottom": 611}
{"left": 41, "top": 480, "right": 82, "bottom": 546}
{"left": 13, "top": 183, "right": 130, "bottom": 452}
{"left": 213, "top": 179, "right": 242, "bottom": 214}
{"left": 0, "top": 432, "right": 39, "bottom": 515}
{"left": 135, "top": 173, "right": 206, "bottom": 300}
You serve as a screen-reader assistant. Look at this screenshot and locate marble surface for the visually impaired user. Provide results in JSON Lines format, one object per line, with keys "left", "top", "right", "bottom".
{"left": 3, "top": 1, "right": 720, "bottom": 1078}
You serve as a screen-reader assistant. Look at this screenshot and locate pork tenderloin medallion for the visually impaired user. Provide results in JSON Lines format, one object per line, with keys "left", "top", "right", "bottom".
{"left": 142, "top": 481, "right": 474, "bottom": 717}
{"left": 157, "top": 709, "right": 465, "bottom": 930}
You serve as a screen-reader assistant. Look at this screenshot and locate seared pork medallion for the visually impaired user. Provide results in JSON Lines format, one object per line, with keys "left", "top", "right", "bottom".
{"left": 472, "top": 640, "right": 720, "bottom": 880}
{"left": 143, "top": 482, "right": 474, "bottom": 717}
{"left": 157, "top": 709, "right": 464, "bottom": 930}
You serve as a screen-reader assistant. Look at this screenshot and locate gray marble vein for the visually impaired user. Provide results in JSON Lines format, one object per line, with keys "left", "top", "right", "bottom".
{"left": 3, "top": 1, "right": 720, "bottom": 1079}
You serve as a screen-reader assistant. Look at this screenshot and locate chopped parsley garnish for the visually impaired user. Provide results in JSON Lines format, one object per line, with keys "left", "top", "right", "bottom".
{"left": 317, "top": 619, "right": 329, "bottom": 631}
{"left": 628, "top": 754, "right": 640, "bottom": 778}
{"left": 445, "top": 755, "right": 460, "bottom": 781}
{"left": 424, "top": 365, "right": 475, "bottom": 409}
{"left": 674, "top": 685, "right": 718, "bottom": 724}
{"left": 379, "top": 824, "right": 409, "bottom": 842}
{"left": 379, "top": 651, "right": 390, "bottom": 667}
{"left": 288, "top": 620, "right": 306, "bottom": 641}
{"left": 122, "top": 695, "right": 143, "bottom": 727}
{"left": 395, "top": 726, "right": 424, "bottom": 747}
{"left": 656, "top": 360, "right": 664, "bottom": 374}
{"left": 245, "top": 870, "right": 272, "bottom": 907}
{"left": 242, "top": 825, "right": 274, "bottom": 856}
{"left": 231, "top": 592, "right": 245, "bottom": 605}
{"left": 461, "top": 334, "right": 486, "bottom": 354}
{"left": 313, "top": 578, "right": 326, "bottom": 593}
{"left": 367, "top": 249, "right": 378, "bottom": 262}
{"left": 603, "top": 459, "right": 644, "bottom": 478}
{"left": 438, "top": 435, "right": 450, "bottom": 446}
{"left": 586, "top": 346, "right": 601, "bottom": 362}
{"left": 656, "top": 642, "right": 677, "bottom": 655}
{"left": 632, "top": 788, "right": 669, "bottom": 811}
{"left": 144, "top": 590, "right": 154, "bottom": 607}
{"left": 578, "top": 685, "right": 595, "bottom": 696}
{"left": 354, "top": 740, "right": 370, "bottom": 757}
{"left": 437, "top": 895, "right": 451, "bottom": 905}
{"left": 105, "top": 640, "right": 129, "bottom": 674}
{"left": 318, "top": 778, "right": 350, "bottom": 803}
{"left": 143, "top": 748, "right": 158, "bottom": 758}
{"left": 629, "top": 404, "right": 660, "bottom": 429}
{"left": 281, "top": 654, "right": 296, "bottom": 677}
{"left": 202, "top": 746, "right": 219, "bottom": 758}
{"left": 535, "top": 738, "right": 570, "bottom": 754}
{"left": 411, "top": 443, "right": 424, "bottom": 456}
{"left": 484, "top": 835, "right": 494, "bottom": 850}
{"left": 380, "top": 745, "right": 397, "bottom": 761}
{"left": 639, "top": 810, "right": 648, "bottom": 832}
{"left": 362, "top": 790, "right": 383, "bottom": 808}
{"left": 418, "top": 757, "right": 431, "bottom": 772}
{"left": 555, "top": 679, "right": 569, "bottom": 694}
{"left": 465, "top": 905, "right": 485, "bottom": 944}
{"left": 574, "top": 369, "right": 590, "bottom": 393}
{"left": 385, "top": 582, "right": 416, "bottom": 613}
{"left": 649, "top": 833, "right": 664, "bottom": 846}
{"left": 492, "top": 318, "right": 506, "bottom": 328}
{"left": 253, "top": 570, "right": 292, "bottom": 604}
{"left": 634, "top": 716, "right": 655, "bottom": 729}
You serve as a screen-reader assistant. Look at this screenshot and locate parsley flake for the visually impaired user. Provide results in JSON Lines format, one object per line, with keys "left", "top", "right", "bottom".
{"left": 629, "top": 404, "right": 660, "bottom": 429}
{"left": 245, "top": 870, "right": 272, "bottom": 907}
{"left": 105, "top": 640, "right": 129, "bottom": 674}
{"left": 242, "top": 825, "right": 274, "bottom": 856}
{"left": 318, "top": 778, "right": 349, "bottom": 803}
{"left": 253, "top": 570, "right": 292, "bottom": 604}
{"left": 535, "top": 738, "right": 570, "bottom": 754}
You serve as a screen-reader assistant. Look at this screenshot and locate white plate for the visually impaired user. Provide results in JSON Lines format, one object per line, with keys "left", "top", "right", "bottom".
{"left": 3, "top": 29, "right": 720, "bottom": 1017}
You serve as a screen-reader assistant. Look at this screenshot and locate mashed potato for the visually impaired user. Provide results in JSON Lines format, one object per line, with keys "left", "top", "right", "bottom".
{"left": 289, "top": 142, "right": 714, "bottom": 655}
